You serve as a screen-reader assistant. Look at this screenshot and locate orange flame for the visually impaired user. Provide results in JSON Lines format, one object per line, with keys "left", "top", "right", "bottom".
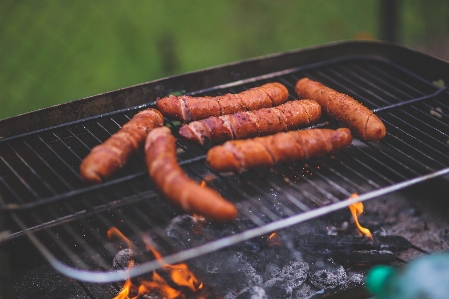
{"left": 348, "top": 194, "right": 373, "bottom": 240}
{"left": 108, "top": 227, "right": 134, "bottom": 250}
{"left": 110, "top": 228, "right": 205, "bottom": 299}
{"left": 113, "top": 280, "right": 134, "bottom": 299}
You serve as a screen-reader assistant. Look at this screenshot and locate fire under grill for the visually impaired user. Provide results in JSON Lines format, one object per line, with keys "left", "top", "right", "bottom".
{"left": 1, "top": 41, "right": 449, "bottom": 298}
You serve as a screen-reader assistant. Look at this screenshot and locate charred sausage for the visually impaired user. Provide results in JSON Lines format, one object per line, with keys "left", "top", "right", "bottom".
{"left": 206, "top": 128, "right": 352, "bottom": 173}
{"left": 179, "top": 99, "right": 322, "bottom": 145}
{"left": 80, "top": 108, "right": 164, "bottom": 184}
{"left": 295, "top": 78, "right": 386, "bottom": 142}
{"left": 145, "top": 127, "right": 237, "bottom": 221}
{"left": 156, "top": 82, "right": 289, "bottom": 122}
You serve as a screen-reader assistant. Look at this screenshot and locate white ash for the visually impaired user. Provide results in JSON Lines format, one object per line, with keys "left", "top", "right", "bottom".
{"left": 292, "top": 283, "right": 317, "bottom": 299}
{"left": 279, "top": 261, "right": 309, "bottom": 289}
{"left": 195, "top": 251, "right": 263, "bottom": 288}
{"left": 113, "top": 248, "right": 137, "bottom": 270}
{"left": 112, "top": 248, "right": 151, "bottom": 271}
{"left": 308, "top": 264, "right": 347, "bottom": 290}
{"left": 348, "top": 273, "right": 365, "bottom": 286}
{"left": 234, "top": 286, "right": 268, "bottom": 299}
{"left": 262, "top": 263, "right": 281, "bottom": 281}
{"left": 326, "top": 221, "right": 348, "bottom": 236}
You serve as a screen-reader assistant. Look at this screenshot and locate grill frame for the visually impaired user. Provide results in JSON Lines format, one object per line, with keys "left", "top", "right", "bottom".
{"left": 1, "top": 41, "right": 449, "bottom": 283}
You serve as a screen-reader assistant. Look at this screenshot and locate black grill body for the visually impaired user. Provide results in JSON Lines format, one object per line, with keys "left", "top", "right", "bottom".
{"left": 1, "top": 41, "right": 449, "bottom": 287}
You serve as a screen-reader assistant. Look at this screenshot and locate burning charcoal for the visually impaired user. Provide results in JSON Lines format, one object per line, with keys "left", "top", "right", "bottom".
{"left": 113, "top": 248, "right": 149, "bottom": 270}
{"left": 303, "top": 285, "right": 370, "bottom": 299}
{"left": 244, "top": 245, "right": 293, "bottom": 273}
{"left": 279, "top": 261, "right": 309, "bottom": 289}
{"left": 328, "top": 249, "right": 397, "bottom": 265}
{"left": 192, "top": 251, "right": 263, "bottom": 289}
{"left": 202, "top": 272, "right": 248, "bottom": 294}
{"left": 308, "top": 265, "right": 347, "bottom": 290}
{"left": 237, "top": 240, "right": 264, "bottom": 254}
{"left": 235, "top": 286, "right": 268, "bottom": 299}
{"left": 295, "top": 234, "right": 411, "bottom": 252}
{"left": 308, "top": 259, "right": 347, "bottom": 290}
{"left": 263, "top": 279, "right": 293, "bottom": 299}
{"left": 164, "top": 215, "right": 207, "bottom": 248}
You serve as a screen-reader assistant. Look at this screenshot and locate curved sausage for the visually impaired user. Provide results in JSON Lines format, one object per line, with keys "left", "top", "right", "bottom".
{"left": 156, "top": 82, "right": 289, "bottom": 122}
{"left": 295, "top": 78, "right": 386, "bottom": 142}
{"left": 179, "top": 99, "right": 322, "bottom": 145}
{"left": 145, "top": 127, "right": 237, "bottom": 221}
{"left": 207, "top": 128, "right": 353, "bottom": 173}
{"left": 80, "top": 108, "right": 164, "bottom": 184}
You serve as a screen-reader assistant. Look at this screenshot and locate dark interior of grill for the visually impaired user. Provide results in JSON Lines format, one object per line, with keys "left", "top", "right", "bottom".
{"left": 1, "top": 41, "right": 449, "bottom": 298}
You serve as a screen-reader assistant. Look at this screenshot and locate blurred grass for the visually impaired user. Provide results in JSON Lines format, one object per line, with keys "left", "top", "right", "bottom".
{"left": 1, "top": 0, "right": 448, "bottom": 120}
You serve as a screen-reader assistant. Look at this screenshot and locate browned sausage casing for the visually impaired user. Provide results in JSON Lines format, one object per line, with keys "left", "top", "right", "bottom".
{"left": 145, "top": 127, "right": 237, "bottom": 221}
{"left": 207, "top": 128, "right": 352, "bottom": 173}
{"left": 179, "top": 99, "right": 322, "bottom": 145}
{"left": 295, "top": 78, "right": 386, "bottom": 142}
{"left": 156, "top": 82, "right": 289, "bottom": 122}
{"left": 80, "top": 108, "right": 164, "bottom": 184}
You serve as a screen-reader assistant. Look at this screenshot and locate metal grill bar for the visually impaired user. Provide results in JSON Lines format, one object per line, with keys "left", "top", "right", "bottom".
{"left": 1, "top": 54, "right": 449, "bottom": 283}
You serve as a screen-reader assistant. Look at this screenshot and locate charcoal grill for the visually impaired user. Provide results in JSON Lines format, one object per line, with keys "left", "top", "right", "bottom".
{"left": 1, "top": 41, "right": 449, "bottom": 290}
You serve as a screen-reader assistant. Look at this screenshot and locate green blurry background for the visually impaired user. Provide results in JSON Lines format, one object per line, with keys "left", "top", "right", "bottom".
{"left": 1, "top": 0, "right": 448, "bottom": 120}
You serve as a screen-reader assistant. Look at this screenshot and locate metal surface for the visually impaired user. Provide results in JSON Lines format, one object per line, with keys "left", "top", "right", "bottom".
{"left": 1, "top": 42, "right": 449, "bottom": 283}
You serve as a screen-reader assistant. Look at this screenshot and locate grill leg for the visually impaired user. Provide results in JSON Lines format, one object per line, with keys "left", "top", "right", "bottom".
{"left": 379, "top": 0, "right": 400, "bottom": 43}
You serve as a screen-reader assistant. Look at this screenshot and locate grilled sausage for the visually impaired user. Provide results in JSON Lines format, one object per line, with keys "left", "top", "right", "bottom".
{"left": 80, "top": 108, "right": 164, "bottom": 184}
{"left": 179, "top": 99, "right": 322, "bottom": 145}
{"left": 207, "top": 128, "right": 352, "bottom": 173}
{"left": 156, "top": 82, "right": 289, "bottom": 122}
{"left": 295, "top": 78, "right": 386, "bottom": 142}
{"left": 145, "top": 127, "right": 237, "bottom": 221}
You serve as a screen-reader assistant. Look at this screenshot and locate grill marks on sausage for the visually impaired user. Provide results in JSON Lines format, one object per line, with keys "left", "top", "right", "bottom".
{"left": 295, "top": 78, "right": 386, "bottom": 142}
{"left": 79, "top": 108, "right": 164, "bottom": 184}
{"left": 179, "top": 100, "right": 322, "bottom": 145}
{"left": 216, "top": 93, "right": 244, "bottom": 115}
{"left": 145, "top": 127, "right": 237, "bottom": 221}
{"left": 156, "top": 82, "right": 289, "bottom": 122}
{"left": 206, "top": 128, "right": 353, "bottom": 173}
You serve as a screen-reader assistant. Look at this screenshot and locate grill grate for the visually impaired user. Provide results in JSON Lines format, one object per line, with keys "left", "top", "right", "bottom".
{"left": 1, "top": 56, "right": 449, "bottom": 282}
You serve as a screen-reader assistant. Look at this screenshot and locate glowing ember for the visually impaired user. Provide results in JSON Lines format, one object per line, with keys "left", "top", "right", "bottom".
{"left": 267, "top": 232, "right": 282, "bottom": 246}
{"left": 110, "top": 227, "right": 205, "bottom": 299}
{"left": 348, "top": 194, "right": 373, "bottom": 240}
{"left": 193, "top": 213, "right": 205, "bottom": 222}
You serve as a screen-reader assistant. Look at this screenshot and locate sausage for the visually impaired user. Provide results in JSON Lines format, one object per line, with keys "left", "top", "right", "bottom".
{"left": 206, "top": 128, "right": 352, "bottom": 173}
{"left": 145, "top": 127, "right": 237, "bottom": 221}
{"left": 156, "top": 82, "right": 289, "bottom": 122}
{"left": 80, "top": 108, "right": 164, "bottom": 184}
{"left": 179, "top": 99, "right": 322, "bottom": 145}
{"left": 295, "top": 78, "right": 386, "bottom": 142}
